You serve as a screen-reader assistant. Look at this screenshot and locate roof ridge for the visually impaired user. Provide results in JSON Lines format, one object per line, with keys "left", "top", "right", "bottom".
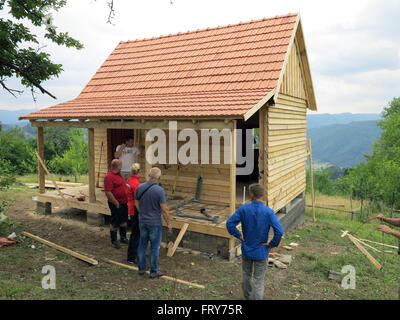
{"left": 120, "top": 13, "right": 298, "bottom": 45}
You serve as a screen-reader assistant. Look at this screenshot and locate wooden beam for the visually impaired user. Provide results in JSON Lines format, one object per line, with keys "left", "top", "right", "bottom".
{"left": 357, "top": 238, "right": 398, "bottom": 250}
{"left": 30, "top": 119, "right": 237, "bottom": 130}
{"left": 347, "top": 233, "right": 382, "bottom": 270}
{"left": 37, "top": 127, "right": 45, "bottom": 194}
{"left": 144, "top": 129, "right": 151, "bottom": 181}
{"left": 167, "top": 223, "right": 189, "bottom": 257}
{"left": 88, "top": 128, "right": 96, "bottom": 203}
{"left": 307, "top": 139, "right": 315, "bottom": 223}
{"left": 22, "top": 231, "right": 98, "bottom": 265}
{"left": 35, "top": 150, "right": 70, "bottom": 208}
{"left": 230, "top": 121, "right": 237, "bottom": 215}
{"left": 353, "top": 237, "right": 382, "bottom": 253}
{"left": 105, "top": 259, "right": 205, "bottom": 289}
{"left": 243, "top": 89, "right": 275, "bottom": 121}
{"left": 259, "top": 107, "right": 266, "bottom": 198}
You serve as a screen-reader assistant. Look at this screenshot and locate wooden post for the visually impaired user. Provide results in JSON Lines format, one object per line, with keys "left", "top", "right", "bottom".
{"left": 259, "top": 107, "right": 266, "bottom": 202}
{"left": 88, "top": 128, "right": 96, "bottom": 203}
{"left": 230, "top": 120, "right": 237, "bottom": 214}
{"left": 307, "top": 139, "right": 316, "bottom": 223}
{"left": 167, "top": 223, "right": 189, "bottom": 257}
{"left": 37, "top": 127, "right": 45, "bottom": 194}
{"left": 350, "top": 187, "right": 354, "bottom": 221}
{"left": 390, "top": 191, "right": 395, "bottom": 218}
{"left": 145, "top": 129, "right": 151, "bottom": 181}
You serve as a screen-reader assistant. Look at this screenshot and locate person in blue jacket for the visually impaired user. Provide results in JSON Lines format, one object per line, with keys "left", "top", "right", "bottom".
{"left": 226, "top": 183, "right": 283, "bottom": 300}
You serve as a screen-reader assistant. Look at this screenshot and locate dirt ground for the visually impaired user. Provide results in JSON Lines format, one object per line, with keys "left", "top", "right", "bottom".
{"left": 1, "top": 186, "right": 399, "bottom": 300}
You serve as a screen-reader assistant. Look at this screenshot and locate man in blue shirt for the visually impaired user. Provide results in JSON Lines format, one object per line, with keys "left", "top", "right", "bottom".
{"left": 226, "top": 183, "right": 283, "bottom": 300}
{"left": 135, "top": 167, "right": 172, "bottom": 278}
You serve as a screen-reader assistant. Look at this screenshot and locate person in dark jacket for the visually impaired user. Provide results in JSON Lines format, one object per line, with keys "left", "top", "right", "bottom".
{"left": 226, "top": 183, "right": 283, "bottom": 300}
{"left": 126, "top": 163, "right": 142, "bottom": 265}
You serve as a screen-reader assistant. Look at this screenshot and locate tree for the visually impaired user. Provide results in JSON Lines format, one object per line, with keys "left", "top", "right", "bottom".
{"left": 347, "top": 98, "right": 400, "bottom": 207}
{"left": 0, "top": 0, "right": 83, "bottom": 100}
{"left": 0, "top": 126, "right": 36, "bottom": 174}
{"left": 49, "top": 128, "right": 88, "bottom": 182}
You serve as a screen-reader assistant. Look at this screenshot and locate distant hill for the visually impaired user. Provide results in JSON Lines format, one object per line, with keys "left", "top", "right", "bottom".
{"left": 307, "top": 120, "right": 382, "bottom": 168}
{"left": 0, "top": 109, "right": 36, "bottom": 125}
{"left": 307, "top": 113, "right": 381, "bottom": 129}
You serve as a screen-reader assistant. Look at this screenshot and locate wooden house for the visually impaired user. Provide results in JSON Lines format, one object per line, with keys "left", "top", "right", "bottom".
{"left": 20, "top": 13, "right": 317, "bottom": 259}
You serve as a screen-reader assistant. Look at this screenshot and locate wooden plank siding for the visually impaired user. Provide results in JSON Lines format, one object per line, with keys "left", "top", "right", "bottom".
{"left": 265, "top": 38, "right": 308, "bottom": 211}
{"left": 94, "top": 128, "right": 109, "bottom": 188}
{"left": 93, "top": 124, "right": 233, "bottom": 206}
{"left": 158, "top": 128, "right": 232, "bottom": 205}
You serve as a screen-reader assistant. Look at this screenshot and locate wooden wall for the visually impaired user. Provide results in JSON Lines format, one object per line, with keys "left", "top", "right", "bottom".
{"left": 155, "top": 130, "right": 232, "bottom": 205}
{"left": 94, "top": 128, "right": 108, "bottom": 188}
{"left": 264, "top": 39, "right": 308, "bottom": 211}
{"left": 94, "top": 126, "right": 233, "bottom": 206}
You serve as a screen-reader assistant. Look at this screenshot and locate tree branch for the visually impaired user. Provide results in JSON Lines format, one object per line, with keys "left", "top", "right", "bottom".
{"left": 106, "top": 0, "right": 115, "bottom": 25}
{"left": 0, "top": 79, "right": 23, "bottom": 98}
{"left": 0, "top": 58, "right": 57, "bottom": 99}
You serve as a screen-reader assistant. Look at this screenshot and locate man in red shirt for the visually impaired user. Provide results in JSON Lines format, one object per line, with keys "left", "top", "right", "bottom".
{"left": 126, "top": 163, "right": 141, "bottom": 264}
{"left": 104, "top": 159, "right": 129, "bottom": 249}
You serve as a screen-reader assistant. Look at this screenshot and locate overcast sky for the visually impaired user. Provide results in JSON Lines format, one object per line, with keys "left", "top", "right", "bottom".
{"left": 1, "top": 0, "right": 399, "bottom": 114}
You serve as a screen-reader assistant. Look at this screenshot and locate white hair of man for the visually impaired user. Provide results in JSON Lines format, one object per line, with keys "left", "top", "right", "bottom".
{"left": 149, "top": 167, "right": 162, "bottom": 180}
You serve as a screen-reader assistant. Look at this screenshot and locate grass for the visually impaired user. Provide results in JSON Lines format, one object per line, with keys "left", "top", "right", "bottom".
{"left": 0, "top": 185, "right": 399, "bottom": 300}
{"left": 286, "top": 192, "right": 400, "bottom": 299}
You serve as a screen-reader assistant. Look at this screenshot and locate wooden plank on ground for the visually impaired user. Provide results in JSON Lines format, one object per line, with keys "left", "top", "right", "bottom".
{"left": 167, "top": 223, "right": 189, "bottom": 257}
{"left": 358, "top": 238, "right": 398, "bottom": 249}
{"left": 347, "top": 233, "right": 382, "bottom": 270}
{"left": 105, "top": 259, "right": 205, "bottom": 289}
{"left": 22, "top": 231, "right": 98, "bottom": 265}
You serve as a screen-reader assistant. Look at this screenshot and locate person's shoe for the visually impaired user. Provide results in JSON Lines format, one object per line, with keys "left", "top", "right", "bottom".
{"left": 119, "top": 227, "right": 129, "bottom": 244}
{"left": 110, "top": 230, "right": 120, "bottom": 249}
{"left": 120, "top": 237, "right": 129, "bottom": 244}
{"left": 138, "top": 270, "right": 146, "bottom": 276}
{"left": 127, "top": 258, "right": 138, "bottom": 265}
{"left": 111, "top": 240, "right": 121, "bottom": 249}
{"left": 149, "top": 271, "right": 166, "bottom": 279}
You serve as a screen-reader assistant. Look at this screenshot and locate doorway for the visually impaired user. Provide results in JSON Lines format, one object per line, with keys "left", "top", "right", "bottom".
{"left": 236, "top": 112, "right": 260, "bottom": 204}
{"left": 106, "top": 129, "right": 134, "bottom": 169}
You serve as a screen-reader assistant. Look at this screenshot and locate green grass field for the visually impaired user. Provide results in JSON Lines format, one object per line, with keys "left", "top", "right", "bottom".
{"left": 0, "top": 185, "right": 399, "bottom": 300}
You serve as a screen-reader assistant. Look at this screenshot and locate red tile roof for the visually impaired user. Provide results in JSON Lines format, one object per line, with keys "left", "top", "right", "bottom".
{"left": 21, "top": 13, "right": 299, "bottom": 120}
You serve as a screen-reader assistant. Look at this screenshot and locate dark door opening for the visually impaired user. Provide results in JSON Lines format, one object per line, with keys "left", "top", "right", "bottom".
{"left": 107, "top": 129, "right": 134, "bottom": 170}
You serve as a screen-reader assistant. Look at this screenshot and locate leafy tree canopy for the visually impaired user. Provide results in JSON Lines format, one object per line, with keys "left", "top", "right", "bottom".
{"left": 0, "top": 0, "right": 83, "bottom": 99}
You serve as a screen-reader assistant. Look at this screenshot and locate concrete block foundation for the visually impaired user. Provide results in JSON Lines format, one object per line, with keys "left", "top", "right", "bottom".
{"left": 86, "top": 211, "right": 105, "bottom": 226}
{"left": 36, "top": 201, "right": 52, "bottom": 215}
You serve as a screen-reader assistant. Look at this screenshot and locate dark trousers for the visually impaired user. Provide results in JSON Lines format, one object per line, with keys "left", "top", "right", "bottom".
{"left": 127, "top": 208, "right": 140, "bottom": 261}
{"left": 108, "top": 202, "right": 128, "bottom": 228}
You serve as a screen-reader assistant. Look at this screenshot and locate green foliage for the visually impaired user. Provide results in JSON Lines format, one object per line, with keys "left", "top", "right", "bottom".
{"left": 0, "top": 126, "right": 36, "bottom": 174}
{"left": 0, "top": 0, "right": 83, "bottom": 98}
{"left": 306, "top": 166, "right": 349, "bottom": 197}
{"left": 0, "top": 158, "right": 16, "bottom": 189}
{"left": 344, "top": 98, "right": 400, "bottom": 207}
{"left": 48, "top": 129, "right": 88, "bottom": 181}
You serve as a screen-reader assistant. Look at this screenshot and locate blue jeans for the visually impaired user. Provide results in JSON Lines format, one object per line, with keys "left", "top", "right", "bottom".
{"left": 137, "top": 223, "right": 162, "bottom": 275}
